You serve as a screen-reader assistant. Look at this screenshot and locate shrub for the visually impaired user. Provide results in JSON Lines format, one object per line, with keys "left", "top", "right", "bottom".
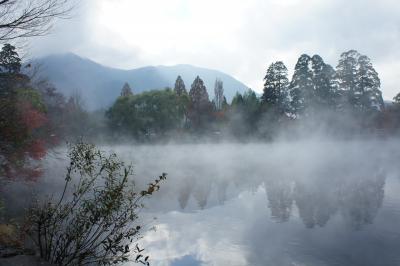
{"left": 26, "top": 142, "right": 166, "bottom": 265}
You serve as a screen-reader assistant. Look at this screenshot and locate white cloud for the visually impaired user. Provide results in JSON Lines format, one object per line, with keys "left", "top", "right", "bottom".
{"left": 30, "top": 0, "right": 400, "bottom": 99}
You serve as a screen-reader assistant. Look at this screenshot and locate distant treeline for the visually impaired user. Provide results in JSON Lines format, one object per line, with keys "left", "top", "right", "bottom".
{"left": 1, "top": 43, "right": 400, "bottom": 178}
{"left": 106, "top": 50, "right": 400, "bottom": 140}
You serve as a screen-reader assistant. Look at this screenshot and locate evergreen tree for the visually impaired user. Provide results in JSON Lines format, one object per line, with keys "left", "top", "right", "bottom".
{"left": 214, "top": 78, "right": 224, "bottom": 110}
{"left": 242, "top": 89, "right": 260, "bottom": 122}
{"left": 243, "top": 89, "right": 260, "bottom": 111}
{"left": 394, "top": 92, "right": 400, "bottom": 105}
{"left": 356, "top": 55, "right": 384, "bottom": 111}
{"left": 188, "top": 76, "right": 211, "bottom": 129}
{"left": 222, "top": 96, "right": 228, "bottom": 110}
{"left": 189, "top": 76, "right": 210, "bottom": 109}
{"left": 120, "top": 82, "right": 133, "bottom": 97}
{"left": 336, "top": 50, "right": 360, "bottom": 110}
{"left": 174, "top": 75, "right": 187, "bottom": 96}
{"left": 0, "top": 44, "right": 21, "bottom": 74}
{"left": 229, "top": 89, "right": 260, "bottom": 137}
{"left": 262, "top": 61, "right": 289, "bottom": 111}
{"left": 336, "top": 50, "right": 384, "bottom": 112}
{"left": 311, "top": 55, "right": 337, "bottom": 108}
{"left": 289, "top": 54, "right": 314, "bottom": 116}
{"left": 336, "top": 50, "right": 359, "bottom": 91}
{"left": 231, "top": 92, "right": 244, "bottom": 107}
{"left": 228, "top": 92, "right": 245, "bottom": 137}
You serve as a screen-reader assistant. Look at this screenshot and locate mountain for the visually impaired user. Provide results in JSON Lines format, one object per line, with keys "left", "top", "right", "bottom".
{"left": 32, "top": 53, "right": 249, "bottom": 110}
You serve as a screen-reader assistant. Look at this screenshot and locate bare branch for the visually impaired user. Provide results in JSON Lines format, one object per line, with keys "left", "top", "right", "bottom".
{"left": 0, "top": 0, "right": 74, "bottom": 42}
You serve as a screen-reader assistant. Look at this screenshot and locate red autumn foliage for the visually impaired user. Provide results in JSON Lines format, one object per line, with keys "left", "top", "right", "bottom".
{"left": 213, "top": 111, "right": 225, "bottom": 120}
{"left": 18, "top": 101, "right": 48, "bottom": 131}
{"left": 3, "top": 164, "right": 43, "bottom": 182}
{"left": 1, "top": 99, "right": 51, "bottom": 181}
{"left": 27, "top": 139, "right": 47, "bottom": 160}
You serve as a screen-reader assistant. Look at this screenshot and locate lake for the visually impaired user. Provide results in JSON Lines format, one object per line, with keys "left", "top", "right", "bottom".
{"left": 8, "top": 140, "right": 400, "bottom": 266}
{"left": 106, "top": 140, "right": 400, "bottom": 266}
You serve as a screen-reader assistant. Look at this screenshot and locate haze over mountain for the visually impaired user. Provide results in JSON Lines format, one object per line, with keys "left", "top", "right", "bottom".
{"left": 33, "top": 53, "right": 249, "bottom": 110}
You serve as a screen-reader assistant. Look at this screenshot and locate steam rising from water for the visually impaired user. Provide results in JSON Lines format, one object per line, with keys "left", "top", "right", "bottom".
{"left": 3, "top": 139, "right": 400, "bottom": 265}
{"left": 106, "top": 140, "right": 400, "bottom": 265}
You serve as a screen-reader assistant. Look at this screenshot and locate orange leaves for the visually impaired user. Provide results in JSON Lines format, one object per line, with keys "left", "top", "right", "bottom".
{"left": 1, "top": 96, "right": 50, "bottom": 181}
{"left": 214, "top": 110, "right": 225, "bottom": 119}
{"left": 28, "top": 139, "right": 47, "bottom": 160}
{"left": 18, "top": 101, "right": 48, "bottom": 131}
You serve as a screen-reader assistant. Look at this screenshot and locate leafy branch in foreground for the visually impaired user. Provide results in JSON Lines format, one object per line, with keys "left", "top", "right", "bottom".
{"left": 25, "top": 142, "right": 166, "bottom": 265}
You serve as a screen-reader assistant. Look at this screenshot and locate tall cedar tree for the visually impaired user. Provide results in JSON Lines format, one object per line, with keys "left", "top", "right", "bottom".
{"left": 336, "top": 50, "right": 384, "bottom": 112}
{"left": 174, "top": 75, "right": 187, "bottom": 96}
{"left": 188, "top": 76, "right": 211, "bottom": 129}
{"left": 336, "top": 50, "right": 360, "bottom": 110}
{"left": 262, "top": 61, "right": 289, "bottom": 112}
{"left": 289, "top": 54, "right": 338, "bottom": 116}
{"left": 120, "top": 82, "right": 133, "bottom": 97}
{"left": 0, "top": 44, "right": 21, "bottom": 73}
{"left": 311, "top": 55, "right": 337, "bottom": 109}
{"left": 289, "top": 54, "right": 314, "bottom": 116}
{"left": 394, "top": 92, "right": 400, "bottom": 105}
{"left": 356, "top": 55, "right": 384, "bottom": 111}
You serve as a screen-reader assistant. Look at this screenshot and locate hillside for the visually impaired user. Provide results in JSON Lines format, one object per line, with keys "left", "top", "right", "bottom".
{"left": 33, "top": 53, "right": 249, "bottom": 110}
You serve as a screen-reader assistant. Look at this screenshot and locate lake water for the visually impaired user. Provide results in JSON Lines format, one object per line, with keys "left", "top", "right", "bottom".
{"left": 9, "top": 140, "right": 400, "bottom": 266}
{"left": 103, "top": 140, "right": 400, "bottom": 266}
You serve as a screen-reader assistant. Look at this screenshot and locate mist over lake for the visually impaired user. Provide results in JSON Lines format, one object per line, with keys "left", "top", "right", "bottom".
{"left": 12, "top": 139, "right": 394, "bottom": 266}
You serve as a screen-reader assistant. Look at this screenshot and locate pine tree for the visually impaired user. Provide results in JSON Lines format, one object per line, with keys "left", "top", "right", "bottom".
{"left": 120, "top": 82, "right": 133, "bottom": 97}
{"left": 231, "top": 92, "right": 244, "bottom": 107}
{"left": 311, "top": 55, "right": 337, "bottom": 108}
{"left": 173, "top": 77, "right": 189, "bottom": 129}
{"left": 262, "top": 61, "right": 289, "bottom": 112}
{"left": 356, "top": 55, "right": 384, "bottom": 111}
{"left": 0, "top": 44, "right": 21, "bottom": 74}
{"left": 213, "top": 78, "right": 224, "bottom": 111}
{"left": 222, "top": 96, "right": 228, "bottom": 110}
{"left": 289, "top": 54, "right": 314, "bottom": 116}
{"left": 394, "top": 92, "right": 400, "bottom": 105}
{"left": 242, "top": 89, "right": 260, "bottom": 119}
{"left": 335, "top": 50, "right": 360, "bottom": 110}
{"left": 189, "top": 76, "right": 210, "bottom": 109}
{"left": 228, "top": 90, "right": 260, "bottom": 137}
{"left": 174, "top": 75, "right": 187, "bottom": 96}
{"left": 188, "top": 76, "right": 211, "bottom": 129}
{"left": 336, "top": 50, "right": 384, "bottom": 112}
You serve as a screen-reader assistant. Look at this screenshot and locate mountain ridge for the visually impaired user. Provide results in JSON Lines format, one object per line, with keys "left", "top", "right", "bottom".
{"left": 32, "top": 53, "right": 249, "bottom": 110}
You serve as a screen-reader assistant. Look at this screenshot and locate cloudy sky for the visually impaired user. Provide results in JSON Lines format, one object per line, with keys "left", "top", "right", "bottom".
{"left": 31, "top": 0, "right": 400, "bottom": 99}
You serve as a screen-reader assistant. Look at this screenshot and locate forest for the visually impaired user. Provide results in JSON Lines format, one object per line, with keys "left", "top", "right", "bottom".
{"left": 2, "top": 42, "right": 400, "bottom": 178}
{"left": 103, "top": 51, "right": 400, "bottom": 140}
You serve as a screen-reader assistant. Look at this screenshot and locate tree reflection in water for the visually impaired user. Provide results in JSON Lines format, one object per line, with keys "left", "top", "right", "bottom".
{"left": 266, "top": 177, "right": 293, "bottom": 222}
{"left": 175, "top": 157, "right": 386, "bottom": 230}
{"left": 339, "top": 172, "right": 385, "bottom": 230}
{"left": 264, "top": 164, "right": 385, "bottom": 229}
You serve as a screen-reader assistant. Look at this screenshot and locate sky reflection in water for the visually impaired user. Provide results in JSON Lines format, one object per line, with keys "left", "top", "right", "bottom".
{"left": 38, "top": 141, "right": 400, "bottom": 266}
{"left": 112, "top": 141, "right": 400, "bottom": 266}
